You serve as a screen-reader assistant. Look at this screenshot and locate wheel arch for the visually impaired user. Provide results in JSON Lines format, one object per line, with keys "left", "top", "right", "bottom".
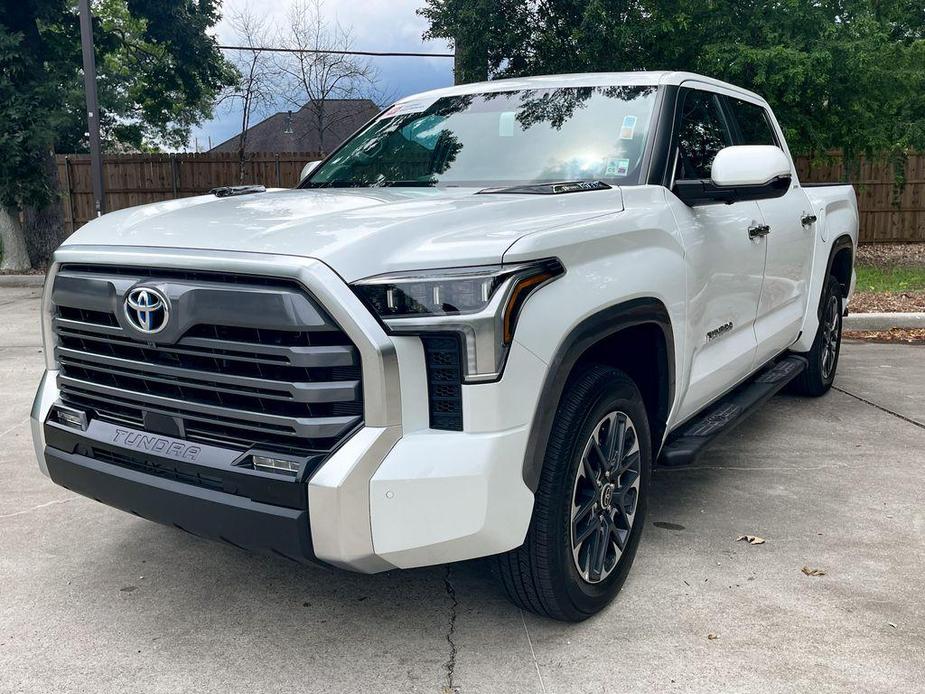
{"left": 522, "top": 298, "right": 675, "bottom": 492}
{"left": 827, "top": 234, "right": 854, "bottom": 298}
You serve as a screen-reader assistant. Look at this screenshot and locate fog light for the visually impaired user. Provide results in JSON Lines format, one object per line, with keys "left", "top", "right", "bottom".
{"left": 251, "top": 454, "right": 301, "bottom": 475}
{"left": 56, "top": 408, "right": 88, "bottom": 430}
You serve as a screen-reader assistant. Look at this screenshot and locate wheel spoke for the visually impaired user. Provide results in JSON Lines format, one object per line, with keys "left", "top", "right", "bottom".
{"left": 604, "top": 512, "right": 625, "bottom": 552}
{"left": 589, "top": 523, "right": 608, "bottom": 580}
{"left": 616, "top": 450, "right": 640, "bottom": 477}
{"left": 607, "top": 415, "right": 626, "bottom": 470}
{"left": 617, "top": 465, "right": 639, "bottom": 491}
{"left": 582, "top": 451, "right": 602, "bottom": 490}
{"left": 572, "top": 500, "right": 597, "bottom": 544}
{"left": 588, "top": 438, "right": 607, "bottom": 472}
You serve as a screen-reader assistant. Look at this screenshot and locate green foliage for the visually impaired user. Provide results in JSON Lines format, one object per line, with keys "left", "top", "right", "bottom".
{"left": 0, "top": 28, "right": 58, "bottom": 208}
{"left": 420, "top": 0, "right": 925, "bottom": 160}
{"left": 855, "top": 265, "right": 925, "bottom": 293}
{"left": 0, "top": 0, "right": 236, "bottom": 209}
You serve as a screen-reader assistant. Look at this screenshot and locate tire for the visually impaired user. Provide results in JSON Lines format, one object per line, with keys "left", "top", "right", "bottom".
{"left": 495, "top": 365, "right": 651, "bottom": 622}
{"left": 790, "top": 273, "right": 843, "bottom": 397}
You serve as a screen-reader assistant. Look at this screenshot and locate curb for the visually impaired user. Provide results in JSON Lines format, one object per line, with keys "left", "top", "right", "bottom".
{"left": 0, "top": 274, "right": 45, "bottom": 288}
{"left": 845, "top": 312, "right": 925, "bottom": 331}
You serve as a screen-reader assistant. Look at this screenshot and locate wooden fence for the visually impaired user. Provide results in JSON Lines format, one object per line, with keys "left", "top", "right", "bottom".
{"left": 56, "top": 152, "right": 322, "bottom": 232}
{"left": 794, "top": 153, "right": 925, "bottom": 243}
{"left": 56, "top": 151, "right": 925, "bottom": 242}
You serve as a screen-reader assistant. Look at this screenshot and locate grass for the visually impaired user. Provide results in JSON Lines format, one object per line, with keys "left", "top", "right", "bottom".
{"left": 854, "top": 265, "right": 925, "bottom": 293}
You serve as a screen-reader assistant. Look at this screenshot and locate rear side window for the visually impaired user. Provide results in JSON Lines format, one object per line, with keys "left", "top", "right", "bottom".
{"left": 674, "top": 90, "right": 733, "bottom": 181}
{"left": 728, "top": 98, "right": 777, "bottom": 146}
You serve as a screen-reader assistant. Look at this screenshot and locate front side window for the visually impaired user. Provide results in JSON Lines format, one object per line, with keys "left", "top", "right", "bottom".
{"left": 728, "top": 98, "right": 777, "bottom": 146}
{"left": 674, "top": 90, "right": 733, "bottom": 181}
{"left": 303, "top": 86, "right": 659, "bottom": 189}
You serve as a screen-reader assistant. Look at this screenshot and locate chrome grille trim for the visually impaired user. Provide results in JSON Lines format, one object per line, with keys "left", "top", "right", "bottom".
{"left": 50, "top": 261, "right": 372, "bottom": 456}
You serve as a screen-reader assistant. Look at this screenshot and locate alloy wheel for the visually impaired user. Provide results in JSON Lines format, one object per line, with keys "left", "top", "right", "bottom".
{"left": 821, "top": 293, "right": 841, "bottom": 380}
{"left": 570, "top": 411, "right": 641, "bottom": 584}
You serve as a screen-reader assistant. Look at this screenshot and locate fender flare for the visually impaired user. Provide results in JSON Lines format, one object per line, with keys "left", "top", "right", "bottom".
{"left": 521, "top": 298, "right": 675, "bottom": 492}
{"left": 813, "top": 234, "right": 854, "bottom": 325}
{"left": 825, "top": 233, "right": 855, "bottom": 297}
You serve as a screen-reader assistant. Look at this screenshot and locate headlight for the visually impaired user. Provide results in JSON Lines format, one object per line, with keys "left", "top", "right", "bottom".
{"left": 352, "top": 259, "right": 564, "bottom": 382}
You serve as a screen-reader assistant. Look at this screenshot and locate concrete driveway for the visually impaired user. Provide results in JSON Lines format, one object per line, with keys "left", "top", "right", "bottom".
{"left": 1, "top": 284, "right": 923, "bottom": 694}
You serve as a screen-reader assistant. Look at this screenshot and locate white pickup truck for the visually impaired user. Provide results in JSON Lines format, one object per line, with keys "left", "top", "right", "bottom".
{"left": 32, "top": 72, "right": 858, "bottom": 621}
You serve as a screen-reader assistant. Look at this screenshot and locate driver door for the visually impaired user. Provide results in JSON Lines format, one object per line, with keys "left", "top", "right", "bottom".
{"left": 668, "top": 88, "right": 768, "bottom": 422}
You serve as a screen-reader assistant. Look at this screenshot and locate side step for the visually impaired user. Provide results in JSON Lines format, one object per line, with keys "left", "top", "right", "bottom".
{"left": 657, "top": 355, "right": 808, "bottom": 467}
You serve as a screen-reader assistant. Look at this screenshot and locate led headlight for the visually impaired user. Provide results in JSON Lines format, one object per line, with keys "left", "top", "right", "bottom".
{"left": 352, "top": 259, "right": 564, "bottom": 382}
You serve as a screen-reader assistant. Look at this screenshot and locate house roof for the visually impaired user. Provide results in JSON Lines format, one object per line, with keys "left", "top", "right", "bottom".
{"left": 210, "top": 99, "right": 380, "bottom": 154}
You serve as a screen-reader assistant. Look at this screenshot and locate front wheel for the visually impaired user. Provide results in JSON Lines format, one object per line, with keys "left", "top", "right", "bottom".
{"left": 495, "top": 365, "right": 651, "bottom": 622}
{"left": 791, "top": 274, "right": 843, "bottom": 396}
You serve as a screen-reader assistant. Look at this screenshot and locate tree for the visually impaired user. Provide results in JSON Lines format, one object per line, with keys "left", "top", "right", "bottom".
{"left": 0, "top": 1, "right": 66, "bottom": 271}
{"left": 0, "top": 0, "right": 236, "bottom": 271}
{"left": 419, "top": 0, "right": 925, "bottom": 165}
{"left": 276, "top": 0, "right": 382, "bottom": 154}
{"left": 221, "top": 6, "right": 277, "bottom": 183}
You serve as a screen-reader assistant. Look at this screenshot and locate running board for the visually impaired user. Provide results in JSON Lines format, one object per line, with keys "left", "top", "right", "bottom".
{"left": 658, "top": 355, "right": 808, "bottom": 467}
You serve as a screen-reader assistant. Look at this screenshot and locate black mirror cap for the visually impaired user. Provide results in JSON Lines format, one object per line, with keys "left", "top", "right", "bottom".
{"left": 673, "top": 174, "right": 791, "bottom": 207}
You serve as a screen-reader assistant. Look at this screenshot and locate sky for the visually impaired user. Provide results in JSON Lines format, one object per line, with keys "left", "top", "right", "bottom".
{"left": 188, "top": 0, "right": 454, "bottom": 151}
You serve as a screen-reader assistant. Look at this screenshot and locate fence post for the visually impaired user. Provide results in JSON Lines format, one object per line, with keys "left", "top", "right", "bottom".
{"left": 170, "top": 154, "right": 178, "bottom": 198}
{"left": 63, "top": 156, "right": 77, "bottom": 234}
{"left": 275, "top": 153, "right": 281, "bottom": 187}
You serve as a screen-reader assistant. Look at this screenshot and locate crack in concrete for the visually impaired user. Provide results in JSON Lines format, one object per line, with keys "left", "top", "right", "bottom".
{"left": 520, "top": 609, "right": 547, "bottom": 694}
{"left": 833, "top": 386, "right": 925, "bottom": 430}
{"left": 442, "top": 565, "right": 459, "bottom": 694}
{"left": 0, "top": 418, "right": 27, "bottom": 440}
{"left": 0, "top": 497, "right": 77, "bottom": 520}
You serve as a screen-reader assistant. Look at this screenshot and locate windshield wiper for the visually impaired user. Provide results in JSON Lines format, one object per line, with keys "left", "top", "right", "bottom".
{"left": 477, "top": 180, "right": 612, "bottom": 195}
{"left": 210, "top": 185, "right": 267, "bottom": 198}
{"left": 377, "top": 180, "right": 437, "bottom": 187}
{"left": 304, "top": 180, "right": 436, "bottom": 189}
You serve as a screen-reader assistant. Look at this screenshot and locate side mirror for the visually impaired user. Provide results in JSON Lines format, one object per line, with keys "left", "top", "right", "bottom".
{"left": 299, "top": 160, "right": 321, "bottom": 183}
{"left": 674, "top": 145, "right": 792, "bottom": 206}
{"left": 711, "top": 145, "right": 791, "bottom": 188}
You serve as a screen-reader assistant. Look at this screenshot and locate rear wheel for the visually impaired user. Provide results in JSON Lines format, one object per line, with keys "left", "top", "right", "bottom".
{"left": 791, "top": 273, "right": 843, "bottom": 396}
{"left": 495, "top": 365, "right": 651, "bottom": 622}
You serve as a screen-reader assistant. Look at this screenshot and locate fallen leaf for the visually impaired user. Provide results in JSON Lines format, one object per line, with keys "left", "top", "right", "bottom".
{"left": 801, "top": 566, "right": 826, "bottom": 576}
{"left": 736, "top": 535, "right": 766, "bottom": 545}
{"left": 707, "top": 634, "right": 719, "bottom": 640}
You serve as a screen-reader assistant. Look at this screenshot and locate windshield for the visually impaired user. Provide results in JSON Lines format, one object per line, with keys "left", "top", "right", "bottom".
{"left": 303, "top": 85, "right": 659, "bottom": 189}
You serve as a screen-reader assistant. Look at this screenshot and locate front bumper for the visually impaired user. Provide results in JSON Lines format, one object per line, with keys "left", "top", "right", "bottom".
{"left": 31, "top": 248, "right": 547, "bottom": 572}
{"left": 33, "top": 365, "right": 537, "bottom": 571}
{"left": 46, "top": 447, "right": 314, "bottom": 561}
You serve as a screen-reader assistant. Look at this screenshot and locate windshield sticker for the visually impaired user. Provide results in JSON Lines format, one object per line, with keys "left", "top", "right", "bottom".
{"left": 499, "top": 111, "right": 516, "bottom": 137}
{"left": 619, "top": 115, "right": 638, "bottom": 140}
{"left": 605, "top": 158, "right": 631, "bottom": 177}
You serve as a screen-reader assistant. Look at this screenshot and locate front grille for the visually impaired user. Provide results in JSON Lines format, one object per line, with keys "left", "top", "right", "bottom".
{"left": 51, "top": 265, "right": 364, "bottom": 457}
{"left": 421, "top": 335, "right": 463, "bottom": 431}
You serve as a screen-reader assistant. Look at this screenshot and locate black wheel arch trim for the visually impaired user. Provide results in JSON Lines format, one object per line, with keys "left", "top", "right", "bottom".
{"left": 521, "top": 297, "right": 675, "bottom": 492}
{"left": 824, "top": 234, "right": 855, "bottom": 302}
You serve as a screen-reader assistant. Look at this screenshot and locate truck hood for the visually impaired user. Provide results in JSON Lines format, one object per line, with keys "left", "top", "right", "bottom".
{"left": 62, "top": 187, "right": 623, "bottom": 282}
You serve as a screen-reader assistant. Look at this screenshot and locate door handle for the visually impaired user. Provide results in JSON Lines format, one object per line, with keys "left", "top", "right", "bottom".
{"left": 801, "top": 213, "right": 817, "bottom": 227}
{"left": 748, "top": 224, "right": 771, "bottom": 240}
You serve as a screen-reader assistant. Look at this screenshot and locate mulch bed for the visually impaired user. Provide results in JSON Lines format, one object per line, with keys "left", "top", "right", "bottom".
{"left": 856, "top": 243, "right": 925, "bottom": 268}
{"left": 848, "top": 290, "right": 925, "bottom": 313}
{"left": 844, "top": 328, "right": 925, "bottom": 344}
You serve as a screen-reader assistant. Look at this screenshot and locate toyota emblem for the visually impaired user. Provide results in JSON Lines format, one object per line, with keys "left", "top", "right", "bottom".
{"left": 124, "top": 287, "right": 170, "bottom": 334}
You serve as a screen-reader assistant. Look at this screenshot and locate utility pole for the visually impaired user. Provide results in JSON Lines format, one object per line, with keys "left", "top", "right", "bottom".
{"left": 78, "top": 0, "right": 105, "bottom": 216}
